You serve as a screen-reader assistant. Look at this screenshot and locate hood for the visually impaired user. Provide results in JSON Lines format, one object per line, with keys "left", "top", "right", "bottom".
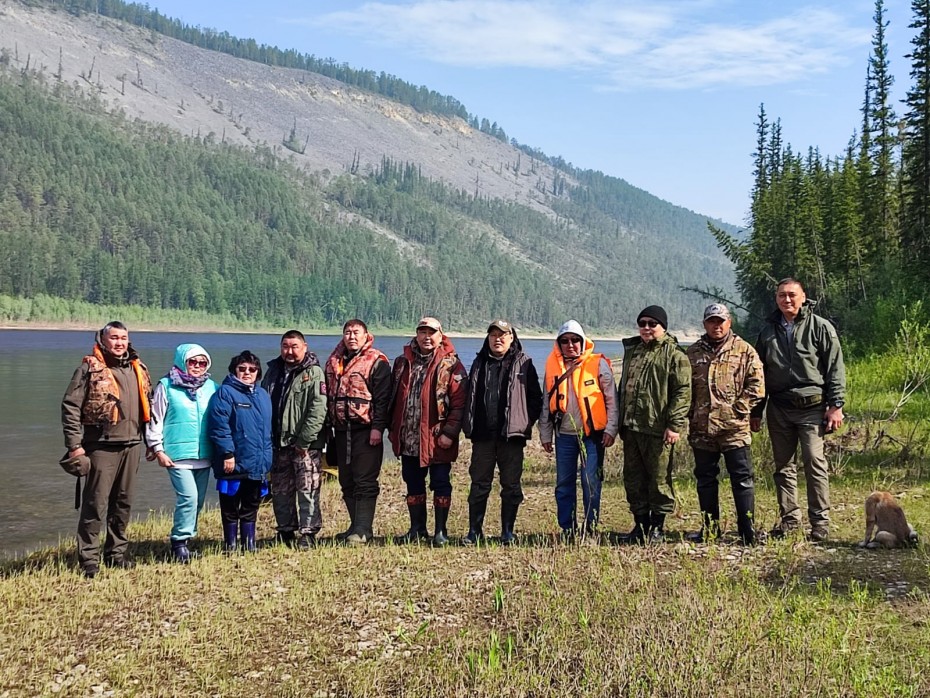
{"left": 554, "top": 319, "right": 595, "bottom": 355}
{"left": 173, "top": 343, "right": 211, "bottom": 371}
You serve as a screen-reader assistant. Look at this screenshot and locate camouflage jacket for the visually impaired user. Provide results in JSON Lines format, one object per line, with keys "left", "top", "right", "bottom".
{"left": 686, "top": 332, "right": 765, "bottom": 450}
{"left": 618, "top": 333, "right": 691, "bottom": 438}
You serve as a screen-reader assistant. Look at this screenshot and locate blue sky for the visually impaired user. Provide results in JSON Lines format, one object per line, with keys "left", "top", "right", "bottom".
{"left": 147, "top": 0, "right": 913, "bottom": 226}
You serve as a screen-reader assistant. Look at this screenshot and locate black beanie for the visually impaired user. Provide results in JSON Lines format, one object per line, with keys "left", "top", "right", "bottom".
{"left": 637, "top": 305, "right": 668, "bottom": 330}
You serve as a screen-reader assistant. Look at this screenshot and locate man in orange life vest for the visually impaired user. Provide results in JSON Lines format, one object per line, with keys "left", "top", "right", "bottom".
{"left": 539, "top": 320, "right": 618, "bottom": 538}
{"left": 323, "top": 319, "right": 392, "bottom": 545}
{"left": 61, "top": 322, "right": 152, "bottom": 578}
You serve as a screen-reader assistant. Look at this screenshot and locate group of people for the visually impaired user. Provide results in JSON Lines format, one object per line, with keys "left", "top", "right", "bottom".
{"left": 60, "top": 277, "right": 845, "bottom": 577}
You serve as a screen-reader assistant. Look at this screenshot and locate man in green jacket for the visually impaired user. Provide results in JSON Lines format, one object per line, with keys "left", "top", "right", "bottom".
{"left": 262, "top": 330, "right": 328, "bottom": 549}
{"left": 750, "top": 279, "right": 846, "bottom": 542}
{"left": 617, "top": 305, "right": 691, "bottom": 543}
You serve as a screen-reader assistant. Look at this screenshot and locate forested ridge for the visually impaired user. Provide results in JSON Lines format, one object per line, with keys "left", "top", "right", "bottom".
{"left": 0, "top": 62, "right": 732, "bottom": 330}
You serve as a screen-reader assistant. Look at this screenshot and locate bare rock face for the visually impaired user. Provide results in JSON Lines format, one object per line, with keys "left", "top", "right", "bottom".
{"left": 0, "top": 2, "right": 569, "bottom": 214}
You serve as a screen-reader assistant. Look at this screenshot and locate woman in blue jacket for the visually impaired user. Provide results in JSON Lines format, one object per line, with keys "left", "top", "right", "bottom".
{"left": 207, "top": 350, "right": 273, "bottom": 552}
{"left": 146, "top": 343, "right": 217, "bottom": 562}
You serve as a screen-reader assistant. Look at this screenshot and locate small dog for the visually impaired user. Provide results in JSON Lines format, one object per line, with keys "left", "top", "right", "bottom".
{"left": 859, "top": 491, "right": 919, "bottom": 549}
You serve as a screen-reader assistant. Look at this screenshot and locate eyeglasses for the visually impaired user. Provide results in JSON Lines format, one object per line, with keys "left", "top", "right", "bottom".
{"left": 558, "top": 337, "right": 582, "bottom": 345}
{"left": 186, "top": 359, "right": 209, "bottom": 368}
{"left": 638, "top": 320, "right": 660, "bottom": 329}
{"left": 236, "top": 365, "right": 258, "bottom": 374}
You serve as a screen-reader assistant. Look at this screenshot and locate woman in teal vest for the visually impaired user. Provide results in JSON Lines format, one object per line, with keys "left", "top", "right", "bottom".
{"left": 145, "top": 343, "right": 217, "bottom": 562}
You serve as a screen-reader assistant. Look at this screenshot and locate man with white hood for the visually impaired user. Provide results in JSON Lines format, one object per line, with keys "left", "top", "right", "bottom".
{"left": 539, "top": 320, "right": 618, "bottom": 539}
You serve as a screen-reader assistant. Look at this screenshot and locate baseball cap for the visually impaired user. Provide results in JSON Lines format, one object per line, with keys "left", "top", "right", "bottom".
{"left": 703, "top": 303, "right": 730, "bottom": 320}
{"left": 487, "top": 319, "right": 513, "bottom": 334}
{"left": 416, "top": 316, "right": 442, "bottom": 332}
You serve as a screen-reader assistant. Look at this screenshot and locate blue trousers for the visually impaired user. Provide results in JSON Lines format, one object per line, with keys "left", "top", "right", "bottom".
{"left": 554, "top": 432, "right": 604, "bottom": 532}
{"left": 167, "top": 467, "right": 211, "bottom": 541}
{"left": 401, "top": 456, "right": 452, "bottom": 497}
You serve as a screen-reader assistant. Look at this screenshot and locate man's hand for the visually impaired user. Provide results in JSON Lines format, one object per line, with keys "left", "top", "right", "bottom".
{"left": 824, "top": 406, "right": 844, "bottom": 433}
{"left": 750, "top": 417, "right": 763, "bottom": 433}
{"left": 369, "top": 429, "right": 383, "bottom": 447}
{"left": 68, "top": 446, "right": 86, "bottom": 459}
{"left": 542, "top": 441, "right": 553, "bottom": 453}
{"left": 602, "top": 433, "right": 616, "bottom": 447}
{"left": 155, "top": 451, "right": 175, "bottom": 469}
{"left": 663, "top": 429, "right": 680, "bottom": 446}
{"left": 437, "top": 434, "right": 453, "bottom": 449}
{"left": 223, "top": 456, "right": 236, "bottom": 474}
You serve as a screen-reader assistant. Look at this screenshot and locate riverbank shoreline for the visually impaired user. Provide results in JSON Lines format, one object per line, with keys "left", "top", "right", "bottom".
{"left": 0, "top": 321, "right": 702, "bottom": 343}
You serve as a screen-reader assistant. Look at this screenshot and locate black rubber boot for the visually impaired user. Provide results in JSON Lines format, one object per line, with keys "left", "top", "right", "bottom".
{"left": 432, "top": 499, "right": 451, "bottom": 547}
{"left": 462, "top": 497, "right": 488, "bottom": 546}
{"left": 500, "top": 501, "right": 519, "bottom": 546}
{"left": 732, "top": 486, "right": 756, "bottom": 545}
{"left": 648, "top": 513, "right": 666, "bottom": 543}
{"left": 346, "top": 498, "right": 377, "bottom": 545}
{"left": 398, "top": 496, "right": 429, "bottom": 544}
{"left": 240, "top": 521, "right": 257, "bottom": 552}
{"left": 619, "top": 514, "right": 650, "bottom": 545}
{"left": 336, "top": 496, "right": 357, "bottom": 542}
{"left": 171, "top": 538, "right": 192, "bottom": 563}
{"left": 695, "top": 480, "right": 720, "bottom": 541}
{"left": 223, "top": 522, "right": 239, "bottom": 552}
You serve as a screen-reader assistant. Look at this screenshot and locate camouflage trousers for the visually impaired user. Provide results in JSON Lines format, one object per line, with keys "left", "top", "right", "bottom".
{"left": 622, "top": 431, "right": 676, "bottom": 517}
{"left": 271, "top": 446, "right": 323, "bottom": 536}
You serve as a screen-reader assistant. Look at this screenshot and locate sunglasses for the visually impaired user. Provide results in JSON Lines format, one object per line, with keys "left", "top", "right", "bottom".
{"left": 186, "top": 359, "right": 209, "bottom": 368}
{"left": 638, "top": 320, "right": 660, "bottom": 329}
{"left": 236, "top": 365, "right": 259, "bottom": 374}
{"left": 558, "top": 337, "right": 582, "bottom": 345}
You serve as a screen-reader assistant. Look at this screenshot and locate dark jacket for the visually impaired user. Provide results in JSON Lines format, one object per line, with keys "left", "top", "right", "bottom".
{"left": 462, "top": 330, "right": 542, "bottom": 441}
{"left": 207, "top": 375, "right": 273, "bottom": 481}
{"left": 388, "top": 335, "right": 469, "bottom": 467}
{"left": 751, "top": 302, "right": 846, "bottom": 417}
{"left": 262, "top": 355, "right": 328, "bottom": 450}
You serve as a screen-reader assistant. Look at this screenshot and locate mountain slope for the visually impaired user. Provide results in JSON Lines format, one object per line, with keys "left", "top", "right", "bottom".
{"left": 0, "top": 0, "right": 736, "bottom": 331}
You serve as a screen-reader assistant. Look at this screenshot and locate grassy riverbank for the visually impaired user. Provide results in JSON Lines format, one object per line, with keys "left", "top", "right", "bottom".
{"left": 3, "top": 346, "right": 930, "bottom": 696}
{"left": 2, "top": 433, "right": 928, "bottom": 697}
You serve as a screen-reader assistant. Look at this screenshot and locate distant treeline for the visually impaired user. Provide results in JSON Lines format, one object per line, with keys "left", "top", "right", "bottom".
{"left": 27, "top": 0, "right": 509, "bottom": 143}
{"left": 0, "top": 65, "right": 731, "bottom": 330}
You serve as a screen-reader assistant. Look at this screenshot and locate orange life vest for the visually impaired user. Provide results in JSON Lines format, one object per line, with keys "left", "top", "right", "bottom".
{"left": 81, "top": 345, "right": 152, "bottom": 425}
{"left": 324, "top": 337, "right": 389, "bottom": 426}
{"left": 545, "top": 348, "right": 608, "bottom": 436}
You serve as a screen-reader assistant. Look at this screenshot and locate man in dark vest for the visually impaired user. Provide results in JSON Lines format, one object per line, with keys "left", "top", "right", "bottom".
{"left": 61, "top": 321, "right": 152, "bottom": 578}
{"left": 462, "top": 319, "right": 542, "bottom": 545}
{"left": 324, "top": 319, "right": 392, "bottom": 545}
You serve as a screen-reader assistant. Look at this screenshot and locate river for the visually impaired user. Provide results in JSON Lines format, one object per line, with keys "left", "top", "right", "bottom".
{"left": 0, "top": 328, "right": 626, "bottom": 556}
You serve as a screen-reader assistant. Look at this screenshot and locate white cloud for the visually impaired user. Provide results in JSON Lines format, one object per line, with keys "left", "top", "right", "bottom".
{"left": 297, "top": 1, "right": 870, "bottom": 90}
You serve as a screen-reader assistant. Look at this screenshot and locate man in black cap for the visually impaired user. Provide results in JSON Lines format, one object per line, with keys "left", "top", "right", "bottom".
{"left": 617, "top": 306, "right": 691, "bottom": 543}
{"left": 461, "top": 319, "right": 543, "bottom": 545}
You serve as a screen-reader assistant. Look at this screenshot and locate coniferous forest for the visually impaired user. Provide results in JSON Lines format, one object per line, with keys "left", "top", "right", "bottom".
{"left": 712, "top": 0, "right": 930, "bottom": 353}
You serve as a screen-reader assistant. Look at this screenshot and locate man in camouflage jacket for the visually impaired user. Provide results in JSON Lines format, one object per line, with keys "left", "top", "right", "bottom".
{"left": 686, "top": 303, "right": 765, "bottom": 545}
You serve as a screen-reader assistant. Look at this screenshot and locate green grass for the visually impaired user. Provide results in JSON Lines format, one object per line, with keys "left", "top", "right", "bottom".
{"left": 2, "top": 358, "right": 929, "bottom": 696}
